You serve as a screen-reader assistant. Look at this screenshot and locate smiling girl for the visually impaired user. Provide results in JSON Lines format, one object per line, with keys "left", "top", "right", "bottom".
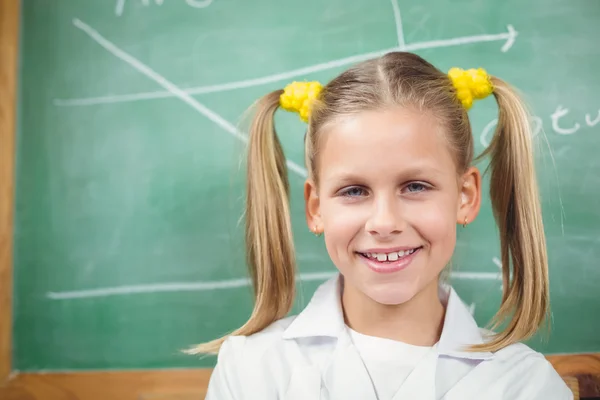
{"left": 199, "top": 52, "right": 571, "bottom": 399}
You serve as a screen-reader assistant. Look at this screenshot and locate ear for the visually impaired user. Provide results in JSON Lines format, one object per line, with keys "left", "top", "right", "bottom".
{"left": 457, "top": 166, "right": 482, "bottom": 226}
{"left": 304, "top": 179, "right": 323, "bottom": 235}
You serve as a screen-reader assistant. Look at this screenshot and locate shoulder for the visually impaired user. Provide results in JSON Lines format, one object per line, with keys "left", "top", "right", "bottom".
{"left": 480, "top": 339, "right": 572, "bottom": 399}
{"left": 223, "top": 315, "right": 297, "bottom": 359}
{"left": 206, "top": 316, "right": 298, "bottom": 399}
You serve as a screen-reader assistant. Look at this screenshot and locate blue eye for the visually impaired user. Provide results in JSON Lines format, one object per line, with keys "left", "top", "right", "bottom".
{"left": 405, "top": 182, "right": 428, "bottom": 193}
{"left": 340, "top": 186, "right": 367, "bottom": 197}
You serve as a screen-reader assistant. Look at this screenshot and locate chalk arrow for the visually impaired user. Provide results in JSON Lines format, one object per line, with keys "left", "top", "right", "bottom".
{"left": 405, "top": 24, "right": 518, "bottom": 53}
{"left": 502, "top": 25, "right": 518, "bottom": 52}
{"left": 54, "top": 25, "right": 519, "bottom": 107}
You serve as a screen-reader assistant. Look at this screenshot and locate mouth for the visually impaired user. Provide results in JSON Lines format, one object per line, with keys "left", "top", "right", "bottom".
{"left": 356, "top": 247, "right": 422, "bottom": 274}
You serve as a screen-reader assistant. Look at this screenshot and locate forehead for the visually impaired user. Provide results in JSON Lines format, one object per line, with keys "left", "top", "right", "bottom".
{"left": 318, "top": 108, "right": 456, "bottom": 181}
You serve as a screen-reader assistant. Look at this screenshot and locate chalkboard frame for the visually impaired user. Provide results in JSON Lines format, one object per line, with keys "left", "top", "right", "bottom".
{"left": 0, "top": 0, "right": 598, "bottom": 398}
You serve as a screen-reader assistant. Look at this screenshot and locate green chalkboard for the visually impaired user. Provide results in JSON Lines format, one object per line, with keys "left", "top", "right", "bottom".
{"left": 14, "top": 0, "right": 600, "bottom": 371}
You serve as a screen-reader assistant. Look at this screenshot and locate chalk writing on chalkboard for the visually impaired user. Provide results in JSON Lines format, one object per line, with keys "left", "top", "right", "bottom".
{"left": 479, "top": 104, "right": 600, "bottom": 147}
{"left": 48, "top": 2, "right": 517, "bottom": 301}
{"left": 115, "top": 0, "right": 214, "bottom": 17}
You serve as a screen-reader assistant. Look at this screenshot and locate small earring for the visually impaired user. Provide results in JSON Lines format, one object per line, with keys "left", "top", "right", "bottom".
{"left": 463, "top": 217, "right": 468, "bottom": 228}
{"left": 313, "top": 225, "right": 322, "bottom": 237}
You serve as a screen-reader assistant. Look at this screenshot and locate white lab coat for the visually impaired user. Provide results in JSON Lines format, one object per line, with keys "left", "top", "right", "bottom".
{"left": 206, "top": 275, "right": 572, "bottom": 399}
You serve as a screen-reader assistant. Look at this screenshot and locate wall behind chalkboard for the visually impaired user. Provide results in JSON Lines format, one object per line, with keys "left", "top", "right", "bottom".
{"left": 14, "top": 0, "right": 600, "bottom": 371}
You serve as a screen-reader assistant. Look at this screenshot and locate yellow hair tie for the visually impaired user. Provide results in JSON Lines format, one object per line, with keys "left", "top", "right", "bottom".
{"left": 280, "top": 81, "right": 323, "bottom": 122}
{"left": 448, "top": 67, "right": 493, "bottom": 110}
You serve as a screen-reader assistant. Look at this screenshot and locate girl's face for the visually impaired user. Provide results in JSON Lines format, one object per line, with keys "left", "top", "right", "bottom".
{"left": 305, "top": 108, "right": 481, "bottom": 306}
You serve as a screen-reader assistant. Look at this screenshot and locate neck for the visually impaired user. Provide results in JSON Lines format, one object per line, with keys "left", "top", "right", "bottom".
{"left": 342, "top": 279, "right": 445, "bottom": 346}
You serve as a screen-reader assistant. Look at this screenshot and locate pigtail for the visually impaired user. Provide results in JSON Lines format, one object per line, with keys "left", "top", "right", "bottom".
{"left": 188, "top": 90, "right": 297, "bottom": 354}
{"left": 472, "top": 77, "right": 549, "bottom": 352}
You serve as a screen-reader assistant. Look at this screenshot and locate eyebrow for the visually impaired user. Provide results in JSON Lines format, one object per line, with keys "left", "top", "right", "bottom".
{"left": 325, "top": 165, "right": 445, "bottom": 185}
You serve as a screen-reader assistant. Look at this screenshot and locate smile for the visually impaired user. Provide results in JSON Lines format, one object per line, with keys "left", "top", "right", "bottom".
{"left": 357, "top": 247, "right": 422, "bottom": 273}
{"left": 360, "top": 248, "right": 418, "bottom": 262}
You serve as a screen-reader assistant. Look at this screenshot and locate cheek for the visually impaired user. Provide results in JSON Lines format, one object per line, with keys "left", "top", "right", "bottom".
{"left": 320, "top": 201, "right": 364, "bottom": 261}
{"left": 411, "top": 198, "right": 458, "bottom": 248}
{"left": 419, "top": 209, "right": 455, "bottom": 238}
{"left": 321, "top": 201, "right": 364, "bottom": 234}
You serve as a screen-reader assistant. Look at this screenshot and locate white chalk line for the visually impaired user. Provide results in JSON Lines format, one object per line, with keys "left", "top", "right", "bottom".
{"left": 452, "top": 272, "right": 500, "bottom": 280}
{"left": 492, "top": 257, "right": 502, "bottom": 269}
{"left": 47, "top": 272, "right": 336, "bottom": 300}
{"left": 390, "top": 0, "right": 405, "bottom": 49}
{"left": 54, "top": 25, "right": 517, "bottom": 107}
{"left": 186, "top": 0, "right": 214, "bottom": 8}
{"left": 72, "top": 18, "right": 307, "bottom": 179}
{"left": 115, "top": 0, "right": 126, "bottom": 16}
{"left": 407, "top": 24, "right": 517, "bottom": 54}
{"left": 54, "top": 46, "right": 394, "bottom": 106}
{"left": 47, "top": 271, "right": 500, "bottom": 300}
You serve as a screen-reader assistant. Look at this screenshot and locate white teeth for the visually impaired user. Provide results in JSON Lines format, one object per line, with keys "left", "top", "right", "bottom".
{"left": 364, "top": 248, "right": 418, "bottom": 261}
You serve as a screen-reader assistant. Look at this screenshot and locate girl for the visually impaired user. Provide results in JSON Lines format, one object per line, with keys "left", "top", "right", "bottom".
{"left": 199, "top": 52, "right": 572, "bottom": 399}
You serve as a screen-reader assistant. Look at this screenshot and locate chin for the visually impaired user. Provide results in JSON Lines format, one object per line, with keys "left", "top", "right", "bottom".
{"left": 364, "top": 282, "right": 419, "bottom": 306}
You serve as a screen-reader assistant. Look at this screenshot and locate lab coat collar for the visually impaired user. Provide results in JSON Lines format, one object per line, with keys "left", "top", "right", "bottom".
{"left": 282, "top": 274, "right": 494, "bottom": 361}
{"left": 282, "top": 275, "right": 345, "bottom": 339}
{"left": 436, "top": 284, "right": 494, "bottom": 360}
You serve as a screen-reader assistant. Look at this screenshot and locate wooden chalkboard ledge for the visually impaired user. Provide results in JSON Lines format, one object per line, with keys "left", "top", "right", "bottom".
{"left": 0, "top": 368, "right": 213, "bottom": 400}
{"left": 547, "top": 353, "right": 600, "bottom": 377}
{"left": 0, "top": 354, "right": 599, "bottom": 400}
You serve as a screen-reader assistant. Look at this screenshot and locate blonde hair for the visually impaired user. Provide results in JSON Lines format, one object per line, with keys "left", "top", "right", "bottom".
{"left": 190, "top": 52, "right": 549, "bottom": 354}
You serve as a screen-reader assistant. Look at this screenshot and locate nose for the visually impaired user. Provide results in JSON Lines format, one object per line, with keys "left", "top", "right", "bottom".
{"left": 365, "top": 194, "right": 404, "bottom": 237}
